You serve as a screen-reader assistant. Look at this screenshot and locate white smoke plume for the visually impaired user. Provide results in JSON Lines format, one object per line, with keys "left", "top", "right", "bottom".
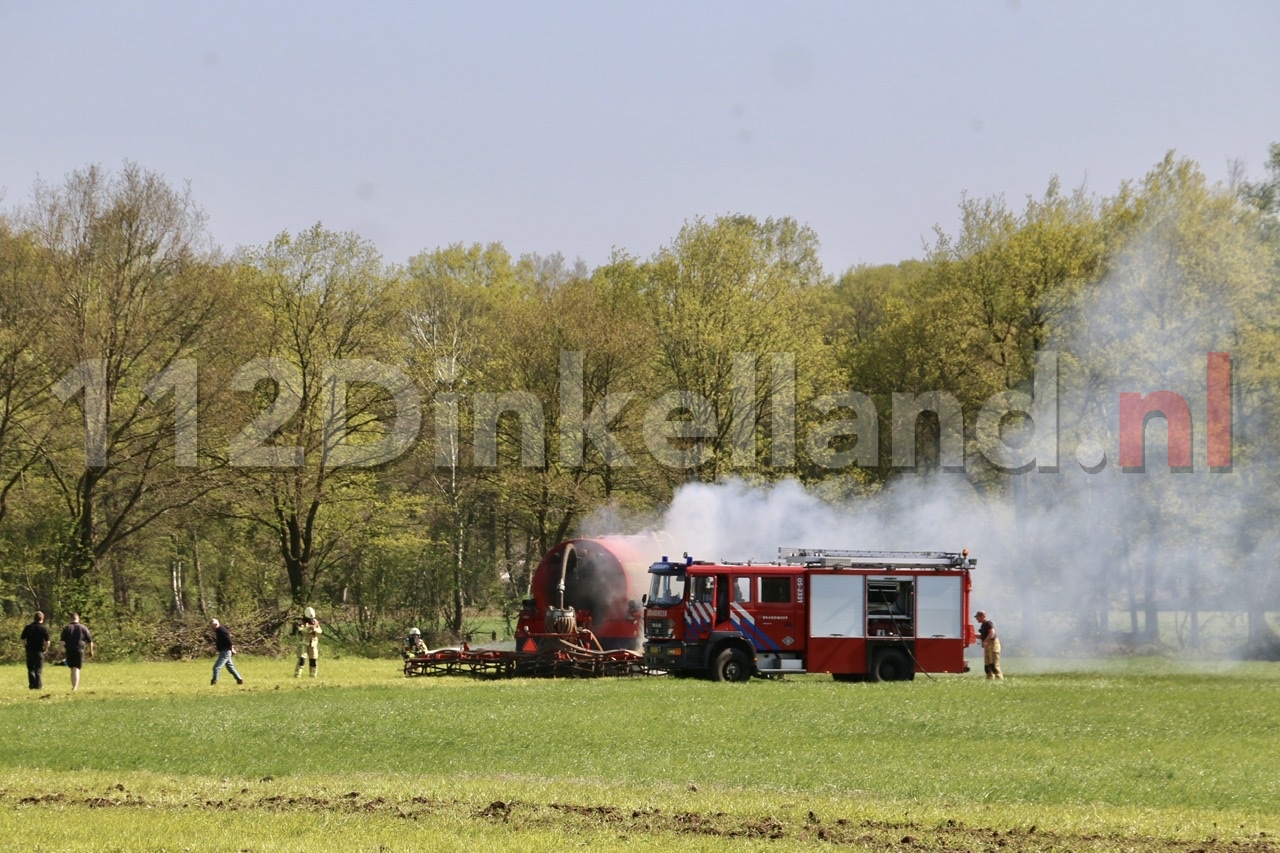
{"left": 578, "top": 213, "right": 1278, "bottom": 658}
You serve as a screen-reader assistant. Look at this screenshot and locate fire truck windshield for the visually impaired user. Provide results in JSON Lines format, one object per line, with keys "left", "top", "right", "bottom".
{"left": 647, "top": 572, "right": 685, "bottom": 607}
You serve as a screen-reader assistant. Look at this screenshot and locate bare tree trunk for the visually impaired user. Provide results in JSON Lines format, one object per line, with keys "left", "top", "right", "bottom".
{"left": 1245, "top": 569, "right": 1280, "bottom": 659}
{"left": 451, "top": 505, "right": 466, "bottom": 635}
{"left": 1143, "top": 535, "right": 1159, "bottom": 643}
{"left": 111, "top": 555, "right": 129, "bottom": 607}
{"left": 191, "top": 528, "right": 208, "bottom": 616}
{"left": 1187, "top": 561, "right": 1201, "bottom": 650}
{"left": 170, "top": 559, "right": 184, "bottom": 614}
{"left": 1126, "top": 538, "right": 1139, "bottom": 636}
{"left": 1011, "top": 474, "right": 1039, "bottom": 643}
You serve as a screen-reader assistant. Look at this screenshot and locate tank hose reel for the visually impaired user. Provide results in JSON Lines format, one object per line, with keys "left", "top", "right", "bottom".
{"left": 544, "top": 607, "right": 578, "bottom": 635}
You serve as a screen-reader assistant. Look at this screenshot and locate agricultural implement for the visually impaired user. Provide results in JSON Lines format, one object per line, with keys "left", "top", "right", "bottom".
{"left": 403, "top": 631, "right": 647, "bottom": 679}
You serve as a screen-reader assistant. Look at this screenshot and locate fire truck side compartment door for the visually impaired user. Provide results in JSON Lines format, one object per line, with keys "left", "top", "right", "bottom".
{"left": 807, "top": 574, "right": 866, "bottom": 675}
{"left": 914, "top": 575, "right": 965, "bottom": 673}
{"left": 916, "top": 576, "right": 961, "bottom": 638}
{"left": 809, "top": 575, "right": 865, "bottom": 637}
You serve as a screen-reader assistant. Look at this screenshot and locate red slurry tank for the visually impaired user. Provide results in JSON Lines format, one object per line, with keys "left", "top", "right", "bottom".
{"left": 517, "top": 535, "right": 664, "bottom": 652}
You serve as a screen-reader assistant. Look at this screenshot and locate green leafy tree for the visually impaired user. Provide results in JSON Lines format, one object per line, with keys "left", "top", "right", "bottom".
{"left": 481, "top": 252, "right": 660, "bottom": 592}
{"left": 19, "top": 163, "right": 241, "bottom": 607}
{"left": 235, "top": 224, "right": 409, "bottom": 604}
{"left": 642, "top": 215, "right": 831, "bottom": 485}
{"left": 401, "top": 242, "right": 514, "bottom": 634}
{"left": 0, "top": 220, "right": 56, "bottom": 530}
{"left": 1057, "top": 154, "right": 1274, "bottom": 645}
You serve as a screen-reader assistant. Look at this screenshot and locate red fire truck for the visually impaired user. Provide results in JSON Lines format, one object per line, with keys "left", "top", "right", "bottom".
{"left": 643, "top": 548, "right": 978, "bottom": 682}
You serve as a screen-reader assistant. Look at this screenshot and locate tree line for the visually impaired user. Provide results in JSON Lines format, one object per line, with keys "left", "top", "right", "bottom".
{"left": 2, "top": 147, "right": 1278, "bottom": 658}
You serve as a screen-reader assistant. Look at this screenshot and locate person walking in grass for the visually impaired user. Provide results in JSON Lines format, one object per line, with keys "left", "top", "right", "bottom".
{"left": 60, "top": 613, "right": 94, "bottom": 692}
{"left": 293, "top": 606, "right": 322, "bottom": 678}
{"left": 20, "top": 610, "right": 50, "bottom": 690}
{"left": 210, "top": 619, "right": 244, "bottom": 686}
{"left": 974, "top": 610, "right": 1003, "bottom": 680}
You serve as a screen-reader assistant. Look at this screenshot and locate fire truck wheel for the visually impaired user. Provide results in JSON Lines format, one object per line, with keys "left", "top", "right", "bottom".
{"left": 711, "top": 648, "right": 752, "bottom": 683}
{"left": 871, "top": 649, "right": 913, "bottom": 682}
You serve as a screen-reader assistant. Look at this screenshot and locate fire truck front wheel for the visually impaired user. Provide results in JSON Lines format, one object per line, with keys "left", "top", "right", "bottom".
{"left": 711, "top": 648, "right": 752, "bottom": 683}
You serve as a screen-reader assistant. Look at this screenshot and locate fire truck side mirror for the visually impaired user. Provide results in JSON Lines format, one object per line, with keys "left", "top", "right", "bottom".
{"left": 641, "top": 594, "right": 648, "bottom": 606}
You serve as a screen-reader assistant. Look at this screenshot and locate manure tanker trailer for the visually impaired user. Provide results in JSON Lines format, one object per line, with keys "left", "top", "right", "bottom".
{"left": 404, "top": 534, "right": 665, "bottom": 677}
{"left": 516, "top": 534, "right": 661, "bottom": 651}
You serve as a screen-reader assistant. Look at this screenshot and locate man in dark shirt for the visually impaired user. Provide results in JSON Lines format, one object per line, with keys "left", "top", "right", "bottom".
{"left": 20, "top": 611, "right": 51, "bottom": 690}
{"left": 60, "top": 613, "right": 94, "bottom": 692}
{"left": 974, "top": 610, "right": 1003, "bottom": 680}
{"left": 210, "top": 619, "right": 244, "bottom": 686}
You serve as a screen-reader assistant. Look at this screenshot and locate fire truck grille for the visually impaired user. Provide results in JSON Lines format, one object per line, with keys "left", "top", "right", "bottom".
{"left": 645, "top": 617, "right": 673, "bottom": 639}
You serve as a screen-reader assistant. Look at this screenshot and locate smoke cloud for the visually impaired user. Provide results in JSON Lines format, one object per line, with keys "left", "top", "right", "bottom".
{"left": 580, "top": 218, "right": 1279, "bottom": 659}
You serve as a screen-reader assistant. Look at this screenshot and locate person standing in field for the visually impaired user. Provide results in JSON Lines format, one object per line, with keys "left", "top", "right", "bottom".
{"left": 403, "top": 626, "right": 428, "bottom": 658}
{"left": 20, "top": 611, "right": 51, "bottom": 690}
{"left": 974, "top": 610, "right": 1003, "bottom": 680}
{"left": 210, "top": 619, "right": 244, "bottom": 686}
{"left": 60, "top": 613, "right": 94, "bottom": 692}
{"left": 293, "top": 606, "right": 322, "bottom": 678}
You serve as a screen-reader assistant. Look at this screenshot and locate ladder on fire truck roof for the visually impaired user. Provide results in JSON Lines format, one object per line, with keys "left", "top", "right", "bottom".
{"left": 778, "top": 548, "right": 975, "bottom": 569}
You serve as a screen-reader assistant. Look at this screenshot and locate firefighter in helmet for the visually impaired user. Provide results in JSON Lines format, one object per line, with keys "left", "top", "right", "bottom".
{"left": 404, "top": 627, "right": 428, "bottom": 659}
{"left": 974, "top": 610, "right": 1003, "bottom": 680}
{"left": 293, "top": 606, "right": 322, "bottom": 678}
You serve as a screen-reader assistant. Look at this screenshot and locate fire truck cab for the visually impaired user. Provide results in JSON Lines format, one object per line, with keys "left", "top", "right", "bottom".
{"left": 643, "top": 548, "right": 978, "bottom": 682}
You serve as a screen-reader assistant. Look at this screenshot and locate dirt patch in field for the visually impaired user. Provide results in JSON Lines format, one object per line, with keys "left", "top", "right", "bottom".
{"left": 470, "top": 802, "right": 1276, "bottom": 851}
{"left": 3, "top": 788, "right": 1275, "bottom": 851}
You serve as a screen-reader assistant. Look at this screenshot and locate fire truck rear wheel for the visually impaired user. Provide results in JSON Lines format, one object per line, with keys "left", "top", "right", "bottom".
{"left": 712, "top": 648, "right": 752, "bottom": 683}
{"left": 871, "top": 649, "right": 913, "bottom": 682}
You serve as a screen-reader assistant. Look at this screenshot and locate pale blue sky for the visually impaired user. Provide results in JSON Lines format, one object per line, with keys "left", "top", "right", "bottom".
{"left": 3, "top": 1, "right": 1278, "bottom": 276}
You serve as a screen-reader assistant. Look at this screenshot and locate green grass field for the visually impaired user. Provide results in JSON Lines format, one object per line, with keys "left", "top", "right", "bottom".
{"left": 1, "top": 655, "right": 1277, "bottom": 852}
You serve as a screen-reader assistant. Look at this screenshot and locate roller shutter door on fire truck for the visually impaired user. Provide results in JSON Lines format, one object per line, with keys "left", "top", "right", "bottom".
{"left": 913, "top": 575, "right": 966, "bottom": 673}
{"left": 806, "top": 574, "right": 865, "bottom": 674}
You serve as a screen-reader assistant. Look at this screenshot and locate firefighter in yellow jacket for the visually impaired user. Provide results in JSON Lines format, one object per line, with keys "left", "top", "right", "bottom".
{"left": 293, "top": 607, "right": 322, "bottom": 678}
{"left": 403, "top": 626, "right": 428, "bottom": 659}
